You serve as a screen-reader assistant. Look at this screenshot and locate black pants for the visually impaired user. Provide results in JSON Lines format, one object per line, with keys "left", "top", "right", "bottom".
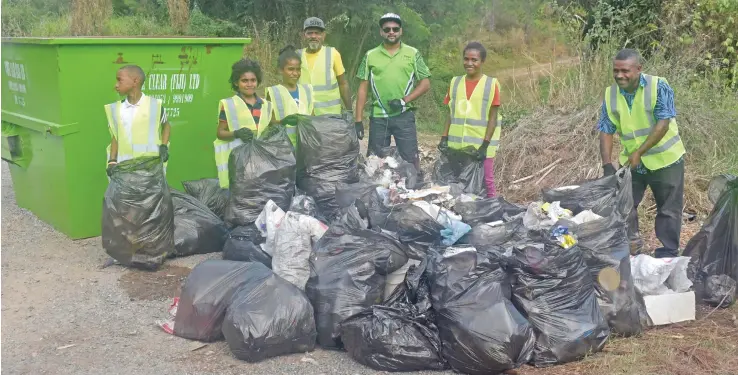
{"left": 628, "top": 161, "right": 685, "bottom": 258}
{"left": 368, "top": 111, "right": 420, "bottom": 170}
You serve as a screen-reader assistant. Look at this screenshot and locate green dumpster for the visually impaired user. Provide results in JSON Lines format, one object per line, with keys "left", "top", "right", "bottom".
{"left": 1, "top": 37, "right": 251, "bottom": 239}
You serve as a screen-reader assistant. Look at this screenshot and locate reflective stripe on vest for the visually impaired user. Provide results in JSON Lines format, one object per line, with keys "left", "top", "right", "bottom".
{"left": 105, "top": 97, "right": 161, "bottom": 163}
{"left": 268, "top": 84, "right": 314, "bottom": 120}
{"left": 213, "top": 96, "right": 274, "bottom": 187}
{"left": 299, "top": 47, "right": 341, "bottom": 115}
{"left": 605, "top": 74, "right": 685, "bottom": 170}
{"left": 447, "top": 75, "right": 502, "bottom": 158}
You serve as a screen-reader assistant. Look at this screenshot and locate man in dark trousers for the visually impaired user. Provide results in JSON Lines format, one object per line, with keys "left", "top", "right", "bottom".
{"left": 598, "top": 48, "right": 686, "bottom": 258}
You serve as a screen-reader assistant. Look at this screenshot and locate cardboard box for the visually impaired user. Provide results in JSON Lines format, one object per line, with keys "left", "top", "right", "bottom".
{"left": 643, "top": 291, "right": 696, "bottom": 326}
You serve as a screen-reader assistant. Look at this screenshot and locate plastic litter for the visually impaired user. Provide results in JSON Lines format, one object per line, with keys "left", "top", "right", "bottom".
{"left": 703, "top": 275, "right": 736, "bottom": 308}
{"left": 432, "top": 146, "right": 485, "bottom": 196}
{"left": 271, "top": 211, "right": 328, "bottom": 290}
{"left": 182, "top": 178, "right": 230, "bottom": 220}
{"left": 542, "top": 173, "right": 621, "bottom": 216}
{"left": 225, "top": 128, "right": 296, "bottom": 227}
{"left": 102, "top": 156, "right": 174, "bottom": 270}
{"left": 684, "top": 176, "right": 738, "bottom": 306}
{"left": 426, "top": 246, "right": 535, "bottom": 374}
{"left": 506, "top": 227, "right": 610, "bottom": 367}
{"left": 631, "top": 255, "right": 693, "bottom": 295}
{"left": 363, "top": 147, "right": 419, "bottom": 189}
{"left": 222, "top": 264, "right": 316, "bottom": 362}
{"left": 295, "top": 114, "right": 360, "bottom": 221}
{"left": 453, "top": 197, "right": 526, "bottom": 226}
{"left": 174, "top": 260, "right": 266, "bottom": 342}
{"left": 289, "top": 194, "right": 319, "bottom": 217}
{"left": 222, "top": 226, "right": 271, "bottom": 267}
{"left": 523, "top": 201, "right": 573, "bottom": 230}
{"left": 171, "top": 190, "right": 228, "bottom": 257}
{"left": 254, "top": 200, "right": 286, "bottom": 256}
{"left": 305, "top": 206, "right": 409, "bottom": 349}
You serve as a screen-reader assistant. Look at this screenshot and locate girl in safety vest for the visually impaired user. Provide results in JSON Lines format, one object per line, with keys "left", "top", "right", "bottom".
{"left": 265, "top": 45, "right": 315, "bottom": 148}
{"left": 438, "top": 42, "right": 502, "bottom": 198}
{"left": 214, "top": 58, "right": 275, "bottom": 188}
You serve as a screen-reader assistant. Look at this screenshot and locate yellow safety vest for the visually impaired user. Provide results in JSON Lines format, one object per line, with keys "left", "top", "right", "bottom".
{"left": 105, "top": 96, "right": 163, "bottom": 163}
{"left": 213, "top": 95, "right": 274, "bottom": 188}
{"left": 447, "top": 75, "right": 502, "bottom": 158}
{"left": 298, "top": 46, "right": 341, "bottom": 115}
{"left": 266, "top": 84, "right": 314, "bottom": 147}
{"left": 604, "top": 74, "right": 685, "bottom": 170}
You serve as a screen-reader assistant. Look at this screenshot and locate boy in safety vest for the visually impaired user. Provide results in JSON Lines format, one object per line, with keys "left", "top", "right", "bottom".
{"left": 265, "top": 45, "right": 315, "bottom": 147}
{"left": 106, "top": 65, "right": 170, "bottom": 176}
{"left": 598, "top": 49, "right": 686, "bottom": 258}
{"left": 214, "top": 58, "right": 275, "bottom": 188}
{"left": 438, "top": 42, "right": 501, "bottom": 197}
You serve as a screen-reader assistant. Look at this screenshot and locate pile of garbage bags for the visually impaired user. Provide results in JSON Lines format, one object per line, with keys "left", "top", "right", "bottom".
{"left": 102, "top": 157, "right": 174, "bottom": 270}
{"left": 171, "top": 190, "right": 228, "bottom": 257}
{"left": 182, "top": 178, "right": 229, "bottom": 220}
{"left": 432, "top": 146, "right": 485, "bottom": 196}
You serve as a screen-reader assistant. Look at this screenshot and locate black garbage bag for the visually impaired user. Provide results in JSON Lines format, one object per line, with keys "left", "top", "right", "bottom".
{"left": 426, "top": 246, "right": 535, "bottom": 374}
{"left": 367, "top": 190, "right": 444, "bottom": 260}
{"left": 542, "top": 174, "right": 621, "bottom": 217}
{"left": 336, "top": 181, "right": 378, "bottom": 220}
{"left": 223, "top": 267, "right": 316, "bottom": 362}
{"left": 222, "top": 226, "right": 271, "bottom": 267}
{"left": 295, "top": 114, "right": 360, "bottom": 221}
{"left": 341, "top": 305, "right": 445, "bottom": 372}
{"left": 174, "top": 260, "right": 266, "bottom": 342}
{"left": 432, "top": 147, "right": 485, "bottom": 197}
{"left": 102, "top": 156, "right": 174, "bottom": 270}
{"left": 684, "top": 176, "right": 738, "bottom": 305}
{"left": 305, "top": 206, "right": 409, "bottom": 349}
{"left": 225, "top": 127, "right": 296, "bottom": 227}
{"left": 457, "top": 217, "right": 528, "bottom": 248}
{"left": 506, "top": 227, "right": 610, "bottom": 367}
{"left": 171, "top": 190, "right": 228, "bottom": 257}
{"left": 453, "top": 197, "right": 526, "bottom": 226}
{"left": 289, "top": 194, "right": 319, "bottom": 217}
{"left": 182, "top": 178, "right": 229, "bottom": 220}
{"left": 703, "top": 275, "right": 736, "bottom": 308}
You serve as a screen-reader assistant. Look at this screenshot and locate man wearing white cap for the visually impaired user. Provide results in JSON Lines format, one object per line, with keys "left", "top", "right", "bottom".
{"left": 298, "top": 17, "right": 352, "bottom": 118}
{"left": 355, "top": 12, "right": 431, "bottom": 175}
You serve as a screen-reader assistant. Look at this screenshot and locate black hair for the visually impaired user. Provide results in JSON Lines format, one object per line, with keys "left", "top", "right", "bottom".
{"left": 278, "top": 45, "right": 301, "bottom": 69}
{"left": 229, "top": 58, "right": 263, "bottom": 90}
{"left": 614, "top": 48, "right": 642, "bottom": 64}
{"left": 119, "top": 65, "right": 145, "bottom": 86}
{"left": 463, "top": 42, "right": 487, "bottom": 62}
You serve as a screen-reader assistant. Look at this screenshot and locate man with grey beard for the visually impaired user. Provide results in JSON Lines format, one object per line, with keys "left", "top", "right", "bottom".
{"left": 298, "top": 17, "right": 353, "bottom": 119}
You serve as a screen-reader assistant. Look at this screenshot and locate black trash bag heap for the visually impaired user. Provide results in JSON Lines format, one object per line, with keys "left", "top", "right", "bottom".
{"left": 684, "top": 175, "right": 738, "bottom": 308}
{"left": 426, "top": 246, "right": 535, "bottom": 374}
{"left": 506, "top": 227, "right": 610, "bottom": 367}
{"left": 171, "top": 190, "right": 228, "bottom": 257}
{"left": 174, "top": 260, "right": 266, "bottom": 342}
{"left": 432, "top": 146, "right": 485, "bottom": 197}
{"left": 453, "top": 197, "right": 526, "bottom": 227}
{"left": 225, "top": 127, "right": 296, "bottom": 227}
{"left": 182, "top": 178, "right": 230, "bottom": 220}
{"left": 305, "top": 206, "right": 409, "bottom": 349}
{"left": 295, "top": 114, "right": 360, "bottom": 221}
{"left": 341, "top": 260, "right": 446, "bottom": 372}
{"left": 222, "top": 263, "right": 316, "bottom": 362}
{"left": 335, "top": 181, "right": 379, "bottom": 220}
{"left": 367, "top": 189, "right": 444, "bottom": 260}
{"left": 102, "top": 156, "right": 174, "bottom": 270}
{"left": 542, "top": 169, "right": 642, "bottom": 336}
{"left": 221, "top": 225, "right": 271, "bottom": 267}
{"left": 458, "top": 217, "right": 528, "bottom": 249}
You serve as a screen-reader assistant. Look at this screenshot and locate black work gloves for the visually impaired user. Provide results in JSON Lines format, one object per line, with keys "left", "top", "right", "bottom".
{"left": 603, "top": 163, "right": 617, "bottom": 176}
{"left": 159, "top": 145, "right": 169, "bottom": 163}
{"left": 476, "top": 140, "right": 490, "bottom": 161}
{"left": 388, "top": 99, "right": 407, "bottom": 113}
{"left": 106, "top": 161, "right": 117, "bottom": 177}
{"left": 233, "top": 127, "right": 254, "bottom": 142}
{"left": 438, "top": 136, "right": 449, "bottom": 154}
{"left": 355, "top": 121, "right": 364, "bottom": 140}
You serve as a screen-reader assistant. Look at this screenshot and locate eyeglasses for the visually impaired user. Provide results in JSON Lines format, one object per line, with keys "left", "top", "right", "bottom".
{"left": 383, "top": 27, "right": 401, "bottom": 33}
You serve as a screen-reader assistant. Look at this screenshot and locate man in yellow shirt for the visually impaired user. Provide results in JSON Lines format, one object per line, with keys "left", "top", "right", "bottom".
{"left": 298, "top": 17, "right": 353, "bottom": 119}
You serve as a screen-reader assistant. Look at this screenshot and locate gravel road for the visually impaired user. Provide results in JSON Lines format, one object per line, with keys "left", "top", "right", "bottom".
{"left": 0, "top": 162, "right": 455, "bottom": 375}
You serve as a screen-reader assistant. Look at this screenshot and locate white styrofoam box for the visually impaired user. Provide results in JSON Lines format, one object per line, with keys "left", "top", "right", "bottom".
{"left": 643, "top": 291, "right": 696, "bottom": 326}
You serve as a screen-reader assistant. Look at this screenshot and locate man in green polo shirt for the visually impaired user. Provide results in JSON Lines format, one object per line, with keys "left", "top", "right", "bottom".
{"left": 355, "top": 12, "right": 431, "bottom": 174}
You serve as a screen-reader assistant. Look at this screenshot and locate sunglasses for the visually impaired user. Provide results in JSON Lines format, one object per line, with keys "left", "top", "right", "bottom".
{"left": 383, "top": 27, "right": 401, "bottom": 33}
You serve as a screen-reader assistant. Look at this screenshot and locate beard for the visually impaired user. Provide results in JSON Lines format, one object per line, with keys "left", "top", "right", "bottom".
{"left": 307, "top": 41, "right": 321, "bottom": 51}
{"left": 383, "top": 36, "right": 400, "bottom": 45}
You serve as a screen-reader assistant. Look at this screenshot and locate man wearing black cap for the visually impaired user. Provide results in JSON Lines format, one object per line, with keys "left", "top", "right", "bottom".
{"left": 355, "top": 12, "right": 431, "bottom": 175}
{"left": 298, "top": 17, "right": 352, "bottom": 118}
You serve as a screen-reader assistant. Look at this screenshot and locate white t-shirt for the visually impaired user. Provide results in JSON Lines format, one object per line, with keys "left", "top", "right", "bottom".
{"left": 119, "top": 93, "right": 167, "bottom": 142}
